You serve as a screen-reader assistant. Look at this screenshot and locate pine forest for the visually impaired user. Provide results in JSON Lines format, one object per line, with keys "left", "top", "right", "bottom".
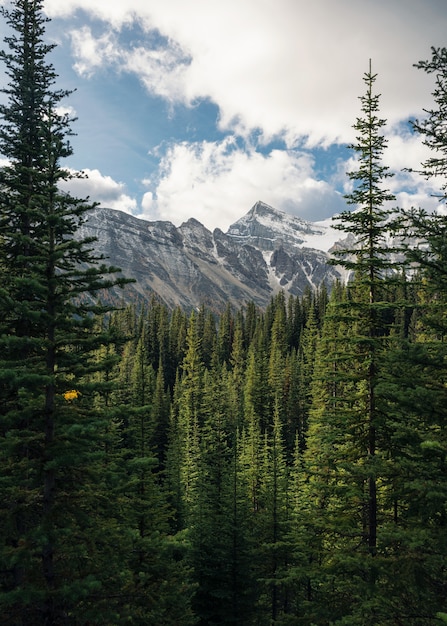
{"left": 0, "top": 1, "right": 447, "bottom": 624}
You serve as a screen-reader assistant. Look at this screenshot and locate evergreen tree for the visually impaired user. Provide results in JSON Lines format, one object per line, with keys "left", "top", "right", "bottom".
{"left": 239, "top": 346, "right": 264, "bottom": 516}
{"left": 120, "top": 383, "right": 195, "bottom": 624}
{"left": 380, "top": 45, "right": 447, "bottom": 621}
{"left": 412, "top": 47, "right": 447, "bottom": 207}
{"left": 286, "top": 294, "right": 303, "bottom": 350}
{"left": 268, "top": 303, "right": 288, "bottom": 423}
{"left": 166, "top": 312, "right": 204, "bottom": 529}
{"left": 244, "top": 300, "right": 259, "bottom": 346}
{"left": 283, "top": 348, "right": 301, "bottom": 456}
{"left": 331, "top": 59, "right": 397, "bottom": 561}
{"left": 190, "top": 364, "right": 255, "bottom": 625}
{"left": 303, "top": 62, "right": 404, "bottom": 623}
{"left": 227, "top": 316, "right": 246, "bottom": 432}
{"left": 405, "top": 46, "right": 447, "bottom": 333}
{"left": 0, "top": 1, "right": 129, "bottom": 622}
{"left": 217, "top": 302, "right": 234, "bottom": 366}
{"left": 256, "top": 400, "right": 292, "bottom": 624}
{"left": 296, "top": 302, "right": 320, "bottom": 451}
{"left": 167, "top": 305, "right": 188, "bottom": 389}
{"left": 151, "top": 360, "right": 171, "bottom": 467}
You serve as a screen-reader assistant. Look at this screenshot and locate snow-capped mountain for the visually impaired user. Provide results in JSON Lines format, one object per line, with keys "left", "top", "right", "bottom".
{"left": 227, "top": 201, "right": 342, "bottom": 253}
{"left": 78, "top": 200, "right": 346, "bottom": 310}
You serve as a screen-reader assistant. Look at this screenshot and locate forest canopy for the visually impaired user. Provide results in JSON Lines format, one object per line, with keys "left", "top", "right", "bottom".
{"left": 0, "top": 2, "right": 446, "bottom": 625}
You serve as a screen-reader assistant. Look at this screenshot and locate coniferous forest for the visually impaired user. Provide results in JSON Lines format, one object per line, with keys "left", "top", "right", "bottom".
{"left": 0, "top": 1, "right": 447, "bottom": 625}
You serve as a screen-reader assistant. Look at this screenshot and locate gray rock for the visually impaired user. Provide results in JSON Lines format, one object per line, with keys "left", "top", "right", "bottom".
{"left": 77, "top": 201, "right": 345, "bottom": 310}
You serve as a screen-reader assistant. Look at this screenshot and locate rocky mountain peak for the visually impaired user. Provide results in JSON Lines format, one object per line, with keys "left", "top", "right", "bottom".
{"left": 228, "top": 200, "right": 328, "bottom": 253}
{"left": 79, "top": 202, "right": 346, "bottom": 310}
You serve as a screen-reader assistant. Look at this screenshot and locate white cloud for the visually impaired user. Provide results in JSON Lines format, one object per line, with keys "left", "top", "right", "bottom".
{"left": 55, "top": 105, "right": 77, "bottom": 119}
{"left": 385, "top": 127, "right": 430, "bottom": 176}
{"left": 67, "top": 25, "right": 191, "bottom": 103}
{"left": 40, "top": 0, "right": 447, "bottom": 227}
{"left": 60, "top": 169, "right": 137, "bottom": 214}
{"left": 122, "top": 44, "right": 190, "bottom": 105}
{"left": 44, "top": 0, "right": 446, "bottom": 147}
{"left": 140, "top": 139, "right": 347, "bottom": 230}
{"left": 43, "top": 0, "right": 138, "bottom": 29}
{"left": 69, "top": 26, "right": 120, "bottom": 77}
{"left": 384, "top": 126, "right": 444, "bottom": 213}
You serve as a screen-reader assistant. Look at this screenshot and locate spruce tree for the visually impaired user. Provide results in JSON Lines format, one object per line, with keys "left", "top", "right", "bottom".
{"left": 227, "top": 317, "right": 246, "bottom": 432}
{"left": 332, "top": 59, "right": 397, "bottom": 560}
{"left": 190, "top": 363, "right": 252, "bottom": 625}
{"left": 405, "top": 46, "right": 447, "bottom": 328}
{"left": 412, "top": 47, "right": 447, "bottom": 207}
{"left": 296, "top": 302, "right": 320, "bottom": 452}
{"left": 303, "top": 62, "right": 403, "bottom": 623}
{"left": 166, "top": 312, "right": 204, "bottom": 529}
{"left": 382, "top": 45, "right": 447, "bottom": 620}
{"left": 0, "top": 1, "right": 128, "bottom": 622}
{"left": 256, "top": 400, "right": 292, "bottom": 624}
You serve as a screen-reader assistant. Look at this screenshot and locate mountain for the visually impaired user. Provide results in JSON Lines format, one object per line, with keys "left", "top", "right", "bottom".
{"left": 77, "top": 200, "right": 346, "bottom": 310}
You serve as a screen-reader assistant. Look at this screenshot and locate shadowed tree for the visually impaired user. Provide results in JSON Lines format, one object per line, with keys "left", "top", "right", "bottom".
{"left": 301, "top": 62, "right": 410, "bottom": 624}
{"left": 0, "top": 1, "right": 131, "bottom": 622}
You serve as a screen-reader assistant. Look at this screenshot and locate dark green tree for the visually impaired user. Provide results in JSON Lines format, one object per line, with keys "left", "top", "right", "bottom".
{"left": 302, "top": 62, "right": 405, "bottom": 623}
{"left": 380, "top": 46, "right": 447, "bottom": 621}
{"left": 296, "top": 302, "right": 320, "bottom": 451}
{"left": 189, "top": 363, "right": 255, "bottom": 625}
{"left": 256, "top": 400, "right": 292, "bottom": 624}
{"left": 412, "top": 47, "right": 447, "bottom": 207}
{"left": 166, "top": 312, "right": 204, "bottom": 530}
{"left": 0, "top": 1, "right": 129, "bottom": 622}
{"left": 227, "top": 316, "right": 246, "bottom": 432}
{"left": 216, "top": 302, "right": 234, "bottom": 366}
{"left": 405, "top": 46, "right": 447, "bottom": 331}
{"left": 331, "top": 59, "right": 397, "bottom": 561}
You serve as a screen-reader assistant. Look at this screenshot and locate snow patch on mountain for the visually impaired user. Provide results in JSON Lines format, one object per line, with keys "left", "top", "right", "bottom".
{"left": 228, "top": 200, "right": 342, "bottom": 255}
{"left": 300, "top": 217, "right": 344, "bottom": 253}
{"left": 80, "top": 200, "right": 348, "bottom": 310}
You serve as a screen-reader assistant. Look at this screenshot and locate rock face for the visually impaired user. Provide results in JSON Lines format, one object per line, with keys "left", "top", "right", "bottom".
{"left": 77, "top": 200, "right": 345, "bottom": 311}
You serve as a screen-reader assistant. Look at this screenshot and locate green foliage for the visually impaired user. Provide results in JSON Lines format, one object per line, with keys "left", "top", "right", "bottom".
{"left": 0, "top": 2, "right": 193, "bottom": 623}
{"left": 1, "top": 5, "right": 447, "bottom": 622}
{"left": 412, "top": 46, "right": 447, "bottom": 201}
{"left": 102, "top": 269, "right": 446, "bottom": 624}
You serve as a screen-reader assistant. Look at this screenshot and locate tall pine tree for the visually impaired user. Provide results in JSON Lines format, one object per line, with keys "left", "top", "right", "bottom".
{"left": 0, "top": 1, "right": 128, "bottom": 623}
{"left": 303, "top": 62, "right": 404, "bottom": 623}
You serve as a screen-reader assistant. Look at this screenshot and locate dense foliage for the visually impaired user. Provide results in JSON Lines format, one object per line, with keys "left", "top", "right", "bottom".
{"left": 0, "top": 2, "right": 446, "bottom": 625}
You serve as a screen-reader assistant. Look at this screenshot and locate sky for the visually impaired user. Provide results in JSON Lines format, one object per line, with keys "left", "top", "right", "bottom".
{"left": 1, "top": 0, "right": 447, "bottom": 232}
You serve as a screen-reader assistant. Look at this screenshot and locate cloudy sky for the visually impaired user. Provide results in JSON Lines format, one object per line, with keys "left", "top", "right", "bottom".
{"left": 2, "top": 0, "right": 447, "bottom": 231}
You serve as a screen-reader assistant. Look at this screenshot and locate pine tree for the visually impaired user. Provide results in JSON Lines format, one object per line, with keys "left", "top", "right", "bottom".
{"left": 302, "top": 62, "right": 405, "bottom": 623}
{"left": 239, "top": 346, "right": 264, "bottom": 517}
{"left": 332, "top": 59, "right": 397, "bottom": 560}
{"left": 378, "top": 45, "right": 447, "bottom": 621}
{"left": 151, "top": 360, "right": 171, "bottom": 467}
{"left": 0, "top": 1, "right": 128, "bottom": 622}
{"left": 405, "top": 46, "right": 447, "bottom": 333}
{"left": 227, "top": 316, "right": 246, "bottom": 432}
{"left": 121, "top": 374, "right": 195, "bottom": 624}
{"left": 296, "top": 301, "right": 320, "bottom": 451}
{"left": 217, "top": 302, "right": 234, "bottom": 366}
{"left": 189, "top": 363, "right": 255, "bottom": 625}
{"left": 286, "top": 294, "right": 303, "bottom": 350}
{"left": 256, "top": 400, "right": 292, "bottom": 624}
{"left": 412, "top": 47, "right": 447, "bottom": 207}
{"left": 166, "top": 312, "right": 204, "bottom": 530}
{"left": 167, "top": 305, "right": 188, "bottom": 390}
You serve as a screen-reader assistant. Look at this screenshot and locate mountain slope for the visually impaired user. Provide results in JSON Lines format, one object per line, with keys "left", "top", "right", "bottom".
{"left": 78, "top": 201, "right": 345, "bottom": 310}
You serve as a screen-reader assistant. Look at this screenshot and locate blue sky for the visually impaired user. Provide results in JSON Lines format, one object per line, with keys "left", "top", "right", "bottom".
{"left": 2, "top": 0, "right": 447, "bottom": 231}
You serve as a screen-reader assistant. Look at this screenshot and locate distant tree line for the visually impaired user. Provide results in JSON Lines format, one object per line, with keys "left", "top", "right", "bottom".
{"left": 0, "top": 1, "right": 447, "bottom": 624}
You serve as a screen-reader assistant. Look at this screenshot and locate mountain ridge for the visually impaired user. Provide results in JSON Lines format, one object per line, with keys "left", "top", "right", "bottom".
{"left": 78, "top": 200, "right": 345, "bottom": 310}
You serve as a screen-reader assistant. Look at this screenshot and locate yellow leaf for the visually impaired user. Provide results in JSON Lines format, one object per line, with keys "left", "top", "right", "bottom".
{"left": 63, "top": 389, "right": 80, "bottom": 402}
